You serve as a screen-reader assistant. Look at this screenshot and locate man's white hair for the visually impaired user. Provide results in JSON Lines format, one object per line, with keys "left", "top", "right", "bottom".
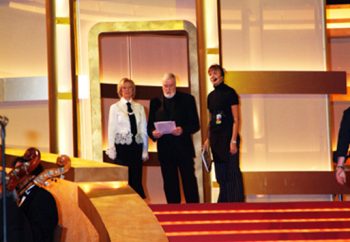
{"left": 162, "top": 72, "right": 176, "bottom": 83}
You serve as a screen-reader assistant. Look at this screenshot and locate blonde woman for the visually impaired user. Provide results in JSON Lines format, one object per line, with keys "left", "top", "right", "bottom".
{"left": 106, "top": 78, "right": 148, "bottom": 198}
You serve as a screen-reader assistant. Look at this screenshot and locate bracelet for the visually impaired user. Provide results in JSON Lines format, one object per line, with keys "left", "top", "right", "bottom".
{"left": 336, "top": 165, "right": 345, "bottom": 170}
{"left": 230, "top": 140, "right": 237, "bottom": 144}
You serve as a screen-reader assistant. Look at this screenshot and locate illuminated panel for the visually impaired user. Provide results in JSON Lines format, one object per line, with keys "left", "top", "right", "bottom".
{"left": 55, "top": 0, "right": 74, "bottom": 156}
{"left": 326, "top": 4, "right": 350, "bottom": 37}
{"left": 57, "top": 99, "right": 73, "bottom": 155}
{"left": 326, "top": 4, "right": 350, "bottom": 29}
{"left": 219, "top": 0, "right": 332, "bottom": 174}
{"left": 130, "top": 34, "right": 189, "bottom": 87}
{"left": 78, "top": 181, "right": 129, "bottom": 195}
{"left": 221, "top": 1, "right": 326, "bottom": 71}
{"left": 99, "top": 34, "right": 130, "bottom": 83}
{"left": 204, "top": 0, "right": 220, "bottom": 92}
{"left": 99, "top": 32, "right": 189, "bottom": 87}
{"left": 56, "top": 24, "right": 71, "bottom": 93}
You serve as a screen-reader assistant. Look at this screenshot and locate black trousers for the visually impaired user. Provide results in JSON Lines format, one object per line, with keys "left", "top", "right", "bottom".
{"left": 116, "top": 142, "right": 146, "bottom": 198}
{"left": 213, "top": 150, "right": 244, "bottom": 203}
{"left": 159, "top": 156, "right": 199, "bottom": 203}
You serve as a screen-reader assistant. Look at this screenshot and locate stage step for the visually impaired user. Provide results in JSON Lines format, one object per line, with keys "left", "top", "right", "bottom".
{"left": 150, "top": 201, "right": 350, "bottom": 241}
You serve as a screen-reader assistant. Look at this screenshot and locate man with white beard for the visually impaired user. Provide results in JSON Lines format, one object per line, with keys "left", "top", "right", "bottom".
{"left": 148, "top": 73, "right": 200, "bottom": 204}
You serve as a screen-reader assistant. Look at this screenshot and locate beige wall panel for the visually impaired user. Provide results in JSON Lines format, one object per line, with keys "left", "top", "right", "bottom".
{"left": 220, "top": 0, "right": 330, "bottom": 174}
{"left": 0, "top": 101, "right": 49, "bottom": 151}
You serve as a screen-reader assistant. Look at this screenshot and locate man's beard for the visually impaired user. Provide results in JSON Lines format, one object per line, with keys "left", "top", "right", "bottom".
{"left": 164, "top": 92, "right": 176, "bottom": 99}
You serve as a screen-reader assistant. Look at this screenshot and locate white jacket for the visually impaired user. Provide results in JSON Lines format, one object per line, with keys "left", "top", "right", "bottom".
{"left": 106, "top": 98, "right": 148, "bottom": 161}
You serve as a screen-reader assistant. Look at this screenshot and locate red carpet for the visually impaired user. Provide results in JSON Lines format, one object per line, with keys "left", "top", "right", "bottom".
{"left": 149, "top": 201, "right": 350, "bottom": 241}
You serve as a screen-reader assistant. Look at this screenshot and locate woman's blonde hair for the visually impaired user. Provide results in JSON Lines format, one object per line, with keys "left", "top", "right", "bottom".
{"left": 117, "top": 77, "right": 136, "bottom": 98}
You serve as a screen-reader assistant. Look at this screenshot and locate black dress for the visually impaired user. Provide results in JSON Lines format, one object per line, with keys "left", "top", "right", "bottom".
{"left": 336, "top": 107, "right": 350, "bottom": 159}
{"left": 207, "top": 82, "right": 244, "bottom": 202}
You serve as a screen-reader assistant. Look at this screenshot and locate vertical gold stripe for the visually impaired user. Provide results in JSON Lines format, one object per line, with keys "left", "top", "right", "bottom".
{"left": 70, "top": 0, "right": 79, "bottom": 157}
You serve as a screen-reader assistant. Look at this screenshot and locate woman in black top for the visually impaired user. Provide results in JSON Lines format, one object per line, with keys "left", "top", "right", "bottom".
{"left": 203, "top": 64, "right": 244, "bottom": 202}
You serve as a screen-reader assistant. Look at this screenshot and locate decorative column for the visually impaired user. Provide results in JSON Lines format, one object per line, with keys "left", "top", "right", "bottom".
{"left": 196, "top": 0, "right": 222, "bottom": 202}
{"left": 46, "top": 0, "right": 77, "bottom": 156}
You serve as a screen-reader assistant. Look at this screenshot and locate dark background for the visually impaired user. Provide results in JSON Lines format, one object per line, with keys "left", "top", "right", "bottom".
{"left": 327, "top": 0, "right": 350, "bottom": 4}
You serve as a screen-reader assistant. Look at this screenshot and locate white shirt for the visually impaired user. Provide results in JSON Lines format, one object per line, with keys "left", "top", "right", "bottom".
{"left": 106, "top": 97, "right": 148, "bottom": 161}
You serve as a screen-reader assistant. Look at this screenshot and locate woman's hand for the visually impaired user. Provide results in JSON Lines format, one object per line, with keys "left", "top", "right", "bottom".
{"left": 202, "top": 139, "right": 209, "bottom": 152}
{"left": 335, "top": 166, "right": 346, "bottom": 185}
{"left": 106, "top": 147, "right": 116, "bottom": 160}
{"left": 230, "top": 142, "right": 238, "bottom": 155}
{"left": 142, "top": 153, "right": 149, "bottom": 162}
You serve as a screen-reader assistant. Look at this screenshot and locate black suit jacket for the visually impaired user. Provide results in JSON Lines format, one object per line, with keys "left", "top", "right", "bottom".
{"left": 20, "top": 186, "right": 58, "bottom": 242}
{"left": 147, "top": 91, "right": 200, "bottom": 161}
{"left": 336, "top": 107, "right": 350, "bottom": 160}
{"left": 0, "top": 195, "right": 33, "bottom": 242}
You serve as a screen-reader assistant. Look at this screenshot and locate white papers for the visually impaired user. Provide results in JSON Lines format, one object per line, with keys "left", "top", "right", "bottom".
{"left": 201, "top": 149, "right": 212, "bottom": 172}
{"left": 154, "top": 121, "right": 176, "bottom": 134}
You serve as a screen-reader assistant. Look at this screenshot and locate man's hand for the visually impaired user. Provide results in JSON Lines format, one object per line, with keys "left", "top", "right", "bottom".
{"left": 152, "top": 130, "right": 163, "bottom": 139}
{"left": 171, "top": 127, "right": 183, "bottom": 136}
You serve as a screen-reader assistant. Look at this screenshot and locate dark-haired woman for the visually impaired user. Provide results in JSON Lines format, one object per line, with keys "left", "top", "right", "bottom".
{"left": 203, "top": 64, "right": 244, "bottom": 203}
